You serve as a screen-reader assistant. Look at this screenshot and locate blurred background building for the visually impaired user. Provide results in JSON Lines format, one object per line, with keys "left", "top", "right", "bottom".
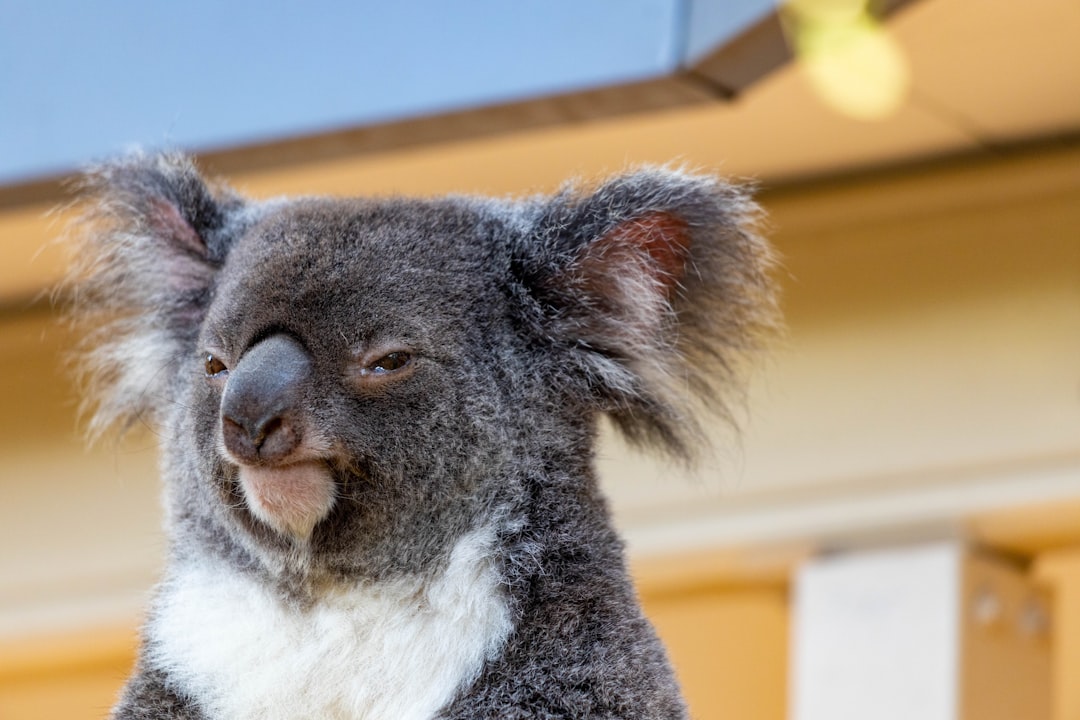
{"left": 1, "top": 0, "right": 1077, "bottom": 718}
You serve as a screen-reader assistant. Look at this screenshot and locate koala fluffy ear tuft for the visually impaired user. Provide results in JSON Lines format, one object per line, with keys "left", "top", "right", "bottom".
{"left": 63, "top": 153, "right": 250, "bottom": 438}
{"left": 516, "top": 167, "right": 779, "bottom": 461}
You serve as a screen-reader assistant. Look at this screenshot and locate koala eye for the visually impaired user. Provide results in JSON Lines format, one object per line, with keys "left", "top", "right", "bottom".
{"left": 204, "top": 353, "right": 228, "bottom": 377}
{"left": 367, "top": 351, "right": 412, "bottom": 374}
{"left": 350, "top": 347, "right": 417, "bottom": 386}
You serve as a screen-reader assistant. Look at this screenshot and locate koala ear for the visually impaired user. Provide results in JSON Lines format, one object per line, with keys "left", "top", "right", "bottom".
{"left": 64, "top": 152, "right": 248, "bottom": 437}
{"left": 516, "top": 167, "right": 779, "bottom": 460}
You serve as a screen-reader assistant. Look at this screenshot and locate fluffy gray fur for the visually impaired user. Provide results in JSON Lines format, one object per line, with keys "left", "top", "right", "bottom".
{"left": 65, "top": 153, "right": 777, "bottom": 719}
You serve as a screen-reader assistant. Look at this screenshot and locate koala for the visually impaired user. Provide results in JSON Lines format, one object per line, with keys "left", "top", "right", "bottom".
{"left": 66, "top": 153, "right": 776, "bottom": 720}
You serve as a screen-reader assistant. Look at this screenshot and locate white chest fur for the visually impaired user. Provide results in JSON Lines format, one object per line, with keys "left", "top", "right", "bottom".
{"left": 149, "top": 529, "right": 512, "bottom": 720}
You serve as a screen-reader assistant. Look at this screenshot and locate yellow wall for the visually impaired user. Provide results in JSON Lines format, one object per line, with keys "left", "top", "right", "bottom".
{"left": 0, "top": 627, "right": 135, "bottom": 720}
{"left": 644, "top": 586, "right": 788, "bottom": 719}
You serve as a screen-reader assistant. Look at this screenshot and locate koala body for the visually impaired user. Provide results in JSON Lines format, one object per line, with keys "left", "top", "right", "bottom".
{"left": 68, "top": 154, "right": 776, "bottom": 719}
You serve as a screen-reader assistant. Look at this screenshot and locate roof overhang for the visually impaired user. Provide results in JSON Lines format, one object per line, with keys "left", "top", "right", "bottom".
{"left": 0, "top": 0, "right": 916, "bottom": 200}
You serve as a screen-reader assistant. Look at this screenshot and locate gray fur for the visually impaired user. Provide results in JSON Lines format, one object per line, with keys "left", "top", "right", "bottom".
{"left": 65, "top": 152, "right": 777, "bottom": 719}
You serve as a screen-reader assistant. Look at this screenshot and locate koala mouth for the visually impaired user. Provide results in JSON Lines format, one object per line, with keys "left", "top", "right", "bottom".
{"left": 236, "top": 461, "right": 336, "bottom": 540}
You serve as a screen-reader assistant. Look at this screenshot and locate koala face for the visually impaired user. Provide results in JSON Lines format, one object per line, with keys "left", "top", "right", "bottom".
{"left": 183, "top": 199, "right": 545, "bottom": 579}
{"left": 69, "top": 154, "right": 776, "bottom": 589}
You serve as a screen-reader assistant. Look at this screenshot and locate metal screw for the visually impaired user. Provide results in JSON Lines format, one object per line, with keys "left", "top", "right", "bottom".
{"left": 1018, "top": 598, "right": 1048, "bottom": 638}
{"left": 972, "top": 585, "right": 1002, "bottom": 626}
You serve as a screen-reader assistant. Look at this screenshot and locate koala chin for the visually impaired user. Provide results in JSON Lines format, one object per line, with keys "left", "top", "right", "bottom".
{"left": 66, "top": 153, "right": 777, "bottom": 719}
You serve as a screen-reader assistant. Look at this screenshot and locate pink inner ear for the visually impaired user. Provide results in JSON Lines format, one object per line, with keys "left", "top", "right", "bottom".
{"left": 148, "top": 198, "right": 207, "bottom": 256}
{"left": 602, "top": 211, "right": 691, "bottom": 293}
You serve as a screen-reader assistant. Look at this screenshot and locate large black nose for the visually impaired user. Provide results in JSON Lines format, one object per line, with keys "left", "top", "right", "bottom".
{"left": 220, "top": 334, "right": 312, "bottom": 464}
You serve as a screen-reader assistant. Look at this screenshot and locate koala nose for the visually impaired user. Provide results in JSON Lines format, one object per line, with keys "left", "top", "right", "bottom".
{"left": 220, "top": 334, "right": 312, "bottom": 464}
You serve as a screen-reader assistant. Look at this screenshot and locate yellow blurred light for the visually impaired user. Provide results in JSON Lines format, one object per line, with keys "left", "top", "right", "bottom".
{"left": 784, "top": 1, "right": 911, "bottom": 121}
{"left": 787, "top": 0, "right": 866, "bottom": 24}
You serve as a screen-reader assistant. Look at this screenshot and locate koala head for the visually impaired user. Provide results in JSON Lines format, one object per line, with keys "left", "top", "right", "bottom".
{"left": 67, "top": 153, "right": 776, "bottom": 586}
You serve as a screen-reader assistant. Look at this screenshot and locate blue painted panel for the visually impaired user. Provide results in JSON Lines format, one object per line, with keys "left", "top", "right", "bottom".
{"left": 0, "top": 0, "right": 772, "bottom": 184}
{"left": 0, "top": 0, "right": 679, "bottom": 183}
